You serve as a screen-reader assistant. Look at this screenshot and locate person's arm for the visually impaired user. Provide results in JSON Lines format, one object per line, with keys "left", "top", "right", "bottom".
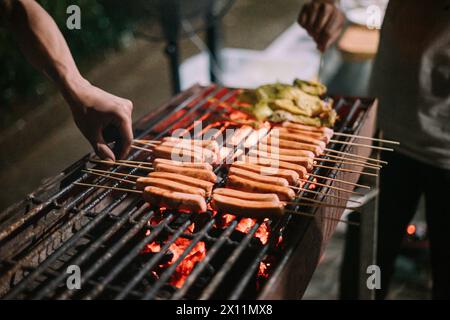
{"left": 298, "top": 0, "right": 345, "bottom": 52}
{"left": 0, "top": 0, "right": 133, "bottom": 160}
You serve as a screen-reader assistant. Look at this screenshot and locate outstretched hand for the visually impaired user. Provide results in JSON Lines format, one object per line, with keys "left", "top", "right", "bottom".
{"left": 65, "top": 78, "right": 134, "bottom": 161}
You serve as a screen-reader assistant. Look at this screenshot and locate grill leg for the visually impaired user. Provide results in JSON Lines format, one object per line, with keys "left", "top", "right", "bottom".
{"left": 206, "top": 17, "right": 222, "bottom": 84}
{"left": 165, "top": 41, "right": 181, "bottom": 94}
{"left": 339, "top": 190, "right": 379, "bottom": 300}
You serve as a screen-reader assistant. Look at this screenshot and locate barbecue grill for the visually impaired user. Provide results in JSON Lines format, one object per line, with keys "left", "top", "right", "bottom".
{"left": 0, "top": 84, "right": 378, "bottom": 299}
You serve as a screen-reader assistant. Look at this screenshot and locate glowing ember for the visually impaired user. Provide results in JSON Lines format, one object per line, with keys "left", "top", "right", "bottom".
{"left": 407, "top": 224, "right": 416, "bottom": 235}
{"left": 255, "top": 222, "right": 270, "bottom": 245}
{"left": 258, "top": 262, "right": 269, "bottom": 279}
{"left": 169, "top": 240, "right": 206, "bottom": 288}
{"left": 142, "top": 229, "right": 206, "bottom": 288}
{"left": 236, "top": 218, "right": 256, "bottom": 234}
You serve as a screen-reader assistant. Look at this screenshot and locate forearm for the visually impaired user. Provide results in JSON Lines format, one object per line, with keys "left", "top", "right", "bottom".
{"left": 2, "top": 0, "right": 85, "bottom": 99}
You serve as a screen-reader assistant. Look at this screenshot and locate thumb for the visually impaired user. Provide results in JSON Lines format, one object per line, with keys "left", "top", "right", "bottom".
{"left": 93, "top": 129, "right": 116, "bottom": 162}
{"left": 117, "top": 118, "right": 134, "bottom": 160}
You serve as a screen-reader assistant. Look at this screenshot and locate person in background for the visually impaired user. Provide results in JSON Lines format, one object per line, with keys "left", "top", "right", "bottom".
{"left": 299, "top": 0, "right": 450, "bottom": 299}
{"left": 0, "top": 0, "right": 133, "bottom": 161}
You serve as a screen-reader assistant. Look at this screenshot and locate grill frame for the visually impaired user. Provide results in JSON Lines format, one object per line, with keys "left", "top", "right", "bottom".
{"left": 0, "top": 85, "right": 377, "bottom": 299}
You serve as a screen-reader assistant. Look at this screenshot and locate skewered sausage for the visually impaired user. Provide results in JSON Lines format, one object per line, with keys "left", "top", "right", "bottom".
{"left": 143, "top": 186, "right": 207, "bottom": 213}
{"left": 275, "top": 127, "right": 330, "bottom": 143}
{"left": 256, "top": 143, "right": 315, "bottom": 158}
{"left": 154, "top": 163, "right": 217, "bottom": 183}
{"left": 270, "top": 129, "right": 326, "bottom": 149}
{"left": 148, "top": 171, "right": 214, "bottom": 197}
{"left": 160, "top": 140, "right": 218, "bottom": 163}
{"left": 281, "top": 121, "right": 334, "bottom": 136}
{"left": 243, "top": 126, "right": 270, "bottom": 149}
{"left": 228, "top": 166, "right": 290, "bottom": 187}
{"left": 213, "top": 188, "right": 280, "bottom": 202}
{"left": 227, "top": 125, "right": 254, "bottom": 146}
{"left": 153, "top": 158, "right": 213, "bottom": 171}
{"left": 162, "top": 137, "right": 219, "bottom": 153}
{"left": 248, "top": 149, "right": 314, "bottom": 171}
{"left": 153, "top": 145, "right": 205, "bottom": 163}
{"left": 226, "top": 175, "right": 295, "bottom": 201}
{"left": 136, "top": 177, "right": 205, "bottom": 197}
{"left": 261, "top": 135, "right": 323, "bottom": 155}
{"left": 238, "top": 155, "right": 308, "bottom": 177}
{"left": 212, "top": 193, "right": 284, "bottom": 218}
{"left": 231, "top": 161, "right": 300, "bottom": 185}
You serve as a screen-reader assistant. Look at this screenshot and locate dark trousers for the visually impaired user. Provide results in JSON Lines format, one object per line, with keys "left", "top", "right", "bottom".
{"left": 340, "top": 151, "right": 450, "bottom": 299}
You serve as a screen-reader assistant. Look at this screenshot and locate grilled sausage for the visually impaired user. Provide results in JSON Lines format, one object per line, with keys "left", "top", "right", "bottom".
{"left": 256, "top": 143, "right": 315, "bottom": 158}
{"left": 154, "top": 163, "right": 217, "bottom": 183}
{"left": 270, "top": 129, "right": 326, "bottom": 149}
{"left": 243, "top": 126, "right": 270, "bottom": 149}
{"left": 153, "top": 145, "right": 205, "bottom": 163}
{"left": 231, "top": 161, "right": 300, "bottom": 185}
{"left": 228, "top": 166, "right": 289, "bottom": 187}
{"left": 136, "top": 177, "right": 205, "bottom": 197}
{"left": 248, "top": 149, "right": 314, "bottom": 171}
{"left": 213, "top": 188, "right": 280, "bottom": 202}
{"left": 261, "top": 135, "right": 323, "bottom": 155}
{"left": 160, "top": 140, "right": 218, "bottom": 163}
{"left": 162, "top": 137, "right": 220, "bottom": 153}
{"left": 226, "top": 175, "right": 295, "bottom": 201}
{"left": 153, "top": 158, "right": 213, "bottom": 171}
{"left": 143, "top": 186, "right": 207, "bottom": 213}
{"left": 148, "top": 171, "right": 214, "bottom": 197}
{"left": 275, "top": 127, "right": 330, "bottom": 143}
{"left": 238, "top": 156, "right": 308, "bottom": 176}
{"left": 212, "top": 194, "right": 284, "bottom": 218}
{"left": 227, "top": 125, "right": 254, "bottom": 146}
{"left": 281, "top": 121, "right": 334, "bottom": 136}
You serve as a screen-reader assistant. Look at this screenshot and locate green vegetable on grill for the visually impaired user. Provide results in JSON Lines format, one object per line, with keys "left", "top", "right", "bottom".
{"left": 235, "top": 79, "right": 336, "bottom": 128}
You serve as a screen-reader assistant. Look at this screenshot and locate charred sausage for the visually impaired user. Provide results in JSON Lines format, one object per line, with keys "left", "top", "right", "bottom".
{"left": 154, "top": 163, "right": 217, "bottom": 183}
{"left": 226, "top": 175, "right": 295, "bottom": 201}
{"left": 148, "top": 171, "right": 214, "bottom": 197}
{"left": 212, "top": 193, "right": 284, "bottom": 218}
{"left": 213, "top": 188, "right": 280, "bottom": 202}
{"left": 153, "top": 158, "right": 213, "bottom": 171}
{"left": 231, "top": 161, "right": 300, "bottom": 184}
{"left": 228, "top": 166, "right": 289, "bottom": 187}
{"left": 248, "top": 149, "right": 314, "bottom": 171}
{"left": 136, "top": 177, "right": 206, "bottom": 197}
{"left": 143, "top": 186, "right": 207, "bottom": 213}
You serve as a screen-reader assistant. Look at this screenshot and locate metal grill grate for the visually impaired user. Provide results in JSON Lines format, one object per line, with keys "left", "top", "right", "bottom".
{"left": 0, "top": 85, "right": 377, "bottom": 299}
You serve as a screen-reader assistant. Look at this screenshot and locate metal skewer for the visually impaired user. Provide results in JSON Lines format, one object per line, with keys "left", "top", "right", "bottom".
{"left": 90, "top": 159, "right": 154, "bottom": 171}
{"left": 297, "top": 179, "right": 364, "bottom": 196}
{"left": 324, "top": 148, "right": 387, "bottom": 165}
{"left": 313, "top": 163, "right": 378, "bottom": 177}
{"left": 329, "top": 139, "right": 394, "bottom": 152}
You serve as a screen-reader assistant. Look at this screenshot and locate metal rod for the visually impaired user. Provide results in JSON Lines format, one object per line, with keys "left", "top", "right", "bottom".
{"left": 324, "top": 148, "right": 387, "bottom": 165}
{"left": 314, "top": 157, "right": 380, "bottom": 170}
{"left": 308, "top": 173, "right": 371, "bottom": 190}
{"left": 82, "top": 170, "right": 136, "bottom": 185}
{"left": 329, "top": 139, "right": 394, "bottom": 151}
{"left": 74, "top": 182, "right": 141, "bottom": 194}
{"left": 298, "top": 178, "right": 364, "bottom": 196}
{"left": 284, "top": 210, "right": 359, "bottom": 226}
{"left": 199, "top": 222, "right": 261, "bottom": 299}
{"left": 295, "top": 187, "right": 362, "bottom": 204}
{"left": 333, "top": 132, "right": 400, "bottom": 145}
{"left": 314, "top": 164, "right": 378, "bottom": 177}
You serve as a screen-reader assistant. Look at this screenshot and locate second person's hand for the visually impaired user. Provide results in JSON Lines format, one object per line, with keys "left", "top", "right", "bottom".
{"left": 298, "top": 1, "right": 345, "bottom": 52}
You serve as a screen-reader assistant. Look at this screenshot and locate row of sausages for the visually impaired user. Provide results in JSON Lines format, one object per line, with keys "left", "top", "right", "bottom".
{"left": 132, "top": 121, "right": 333, "bottom": 216}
